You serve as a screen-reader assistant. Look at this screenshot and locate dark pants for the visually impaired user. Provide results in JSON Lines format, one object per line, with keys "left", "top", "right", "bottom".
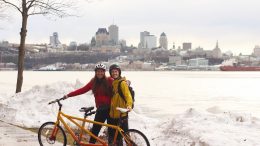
{"left": 108, "top": 116, "right": 129, "bottom": 145}
{"left": 89, "top": 106, "right": 111, "bottom": 144}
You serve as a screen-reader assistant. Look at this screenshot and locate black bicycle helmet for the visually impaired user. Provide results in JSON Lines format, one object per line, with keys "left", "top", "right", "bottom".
{"left": 109, "top": 64, "right": 121, "bottom": 76}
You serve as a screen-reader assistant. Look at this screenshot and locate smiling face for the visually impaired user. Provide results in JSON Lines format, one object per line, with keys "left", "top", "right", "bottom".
{"left": 95, "top": 69, "right": 105, "bottom": 79}
{"left": 111, "top": 69, "right": 120, "bottom": 79}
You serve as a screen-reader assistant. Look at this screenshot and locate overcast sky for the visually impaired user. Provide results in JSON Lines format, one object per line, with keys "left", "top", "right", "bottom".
{"left": 1, "top": 0, "right": 260, "bottom": 54}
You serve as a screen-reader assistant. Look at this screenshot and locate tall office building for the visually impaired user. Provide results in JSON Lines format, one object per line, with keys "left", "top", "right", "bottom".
{"left": 144, "top": 35, "right": 157, "bottom": 49}
{"left": 50, "top": 32, "right": 61, "bottom": 48}
{"left": 140, "top": 31, "right": 150, "bottom": 48}
{"left": 108, "top": 24, "right": 119, "bottom": 45}
{"left": 253, "top": 45, "right": 260, "bottom": 57}
{"left": 95, "top": 28, "right": 109, "bottom": 46}
{"left": 159, "top": 32, "right": 168, "bottom": 49}
{"left": 183, "top": 42, "right": 192, "bottom": 50}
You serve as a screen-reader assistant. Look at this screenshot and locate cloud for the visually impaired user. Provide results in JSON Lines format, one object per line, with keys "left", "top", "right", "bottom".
{"left": 0, "top": 0, "right": 260, "bottom": 54}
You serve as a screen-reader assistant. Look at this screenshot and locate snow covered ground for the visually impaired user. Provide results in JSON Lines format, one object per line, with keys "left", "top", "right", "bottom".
{"left": 1, "top": 80, "right": 260, "bottom": 146}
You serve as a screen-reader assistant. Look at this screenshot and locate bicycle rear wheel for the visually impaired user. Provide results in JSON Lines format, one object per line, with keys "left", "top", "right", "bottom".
{"left": 38, "top": 122, "right": 67, "bottom": 146}
{"left": 123, "top": 129, "right": 150, "bottom": 146}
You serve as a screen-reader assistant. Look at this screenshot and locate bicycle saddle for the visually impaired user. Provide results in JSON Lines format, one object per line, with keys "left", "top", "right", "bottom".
{"left": 79, "top": 106, "right": 94, "bottom": 113}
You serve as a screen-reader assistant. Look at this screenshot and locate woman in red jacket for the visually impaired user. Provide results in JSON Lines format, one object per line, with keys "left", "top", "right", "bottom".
{"left": 64, "top": 63, "right": 113, "bottom": 144}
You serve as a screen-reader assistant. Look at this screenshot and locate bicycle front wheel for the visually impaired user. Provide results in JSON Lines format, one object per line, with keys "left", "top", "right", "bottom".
{"left": 123, "top": 129, "right": 150, "bottom": 146}
{"left": 38, "top": 122, "right": 67, "bottom": 146}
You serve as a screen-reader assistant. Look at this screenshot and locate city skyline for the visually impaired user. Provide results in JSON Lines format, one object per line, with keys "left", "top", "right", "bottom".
{"left": 0, "top": 0, "right": 260, "bottom": 55}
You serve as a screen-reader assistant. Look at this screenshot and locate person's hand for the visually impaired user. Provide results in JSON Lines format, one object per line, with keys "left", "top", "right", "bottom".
{"left": 127, "top": 106, "right": 132, "bottom": 112}
{"left": 63, "top": 95, "right": 68, "bottom": 100}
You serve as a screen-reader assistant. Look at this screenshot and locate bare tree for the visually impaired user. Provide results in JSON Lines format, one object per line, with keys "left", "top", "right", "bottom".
{"left": 0, "top": 0, "right": 78, "bottom": 93}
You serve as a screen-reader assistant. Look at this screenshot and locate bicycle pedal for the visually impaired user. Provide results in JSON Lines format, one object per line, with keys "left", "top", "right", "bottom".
{"left": 73, "top": 141, "right": 80, "bottom": 146}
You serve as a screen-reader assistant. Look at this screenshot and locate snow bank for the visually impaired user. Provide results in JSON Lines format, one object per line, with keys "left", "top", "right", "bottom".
{"left": 150, "top": 108, "right": 260, "bottom": 146}
{"left": 0, "top": 80, "right": 94, "bottom": 127}
{"left": 1, "top": 81, "right": 260, "bottom": 146}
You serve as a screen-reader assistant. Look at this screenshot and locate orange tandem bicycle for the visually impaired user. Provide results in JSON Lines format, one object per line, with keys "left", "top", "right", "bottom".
{"left": 38, "top": 97, "right": 150, "bottom": 146}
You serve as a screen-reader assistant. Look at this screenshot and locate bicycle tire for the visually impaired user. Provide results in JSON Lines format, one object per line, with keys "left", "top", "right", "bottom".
{"left": 123, "top": 129, "right": 150, "bottom": 146}
{"left": 38, "top": 122, "right": 67, "bottom": 146}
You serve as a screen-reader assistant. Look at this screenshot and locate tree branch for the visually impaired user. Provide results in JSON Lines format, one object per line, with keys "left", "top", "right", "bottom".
{"left": 27, "top": 0, "right": 36, "bottom": 9}
{"left": 28, "top": 0, "right": 76, "bottom": 17}
{"left": 1, "top": 0, "right": 22, "bottom": 13}
{"left": 29, "top": 11, "right": 48, "bottom": 16}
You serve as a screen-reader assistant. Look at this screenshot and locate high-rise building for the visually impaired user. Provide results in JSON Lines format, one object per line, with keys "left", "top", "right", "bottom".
{"left": 159, "top": 32, "right": 168, "bottom": 49}
{"left": 144, "top": 35, "right": 157, "bottom": 49}
{"left": 183, "top": 43, "right": 192, "bottom": 50}
{"left": 50, "top": 32, "right": 61, "bottom": 48}
{"left": 95, "top": 28, "right": 109, "bottom": 46}
{"left": 49, "top": 32, "right": 63, "bottom": 51}
{"left": 253, "top": 45, "right": 260, "bottom": 57}
{"left": 108, "top": 24, "right": 119, "bottom": 45}
{"left": 140, "top": 31, "right": 150, "bottom": 48}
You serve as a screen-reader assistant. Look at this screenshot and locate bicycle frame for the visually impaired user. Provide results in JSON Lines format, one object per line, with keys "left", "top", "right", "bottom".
{"left": 51, "top": 109, "right": 132, "bottom": 146}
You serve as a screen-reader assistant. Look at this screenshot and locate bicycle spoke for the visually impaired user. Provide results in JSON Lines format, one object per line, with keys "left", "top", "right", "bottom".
{"left": 38, "top": 122, "right": 67, "bottom": 146}
{"left": 122, "top": 129, "right": 150, "bottom": 146}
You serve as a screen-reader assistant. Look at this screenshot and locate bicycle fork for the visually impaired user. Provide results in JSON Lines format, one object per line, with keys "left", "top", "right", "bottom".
{"left": 50, "top": 112, "right": 62, "bottom": 140}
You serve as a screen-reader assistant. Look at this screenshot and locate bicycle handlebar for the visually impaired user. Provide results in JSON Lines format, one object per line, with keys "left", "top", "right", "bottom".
{"left": 48, "top": 97, "right": 66, "bottom": 105}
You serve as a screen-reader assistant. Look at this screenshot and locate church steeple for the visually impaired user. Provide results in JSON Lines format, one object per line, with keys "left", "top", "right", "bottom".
{"left": 213, "top": 40, "right": 222, "bottom": 58}
{"left": 215, "top": 40, "right": 219, "bottom": 49}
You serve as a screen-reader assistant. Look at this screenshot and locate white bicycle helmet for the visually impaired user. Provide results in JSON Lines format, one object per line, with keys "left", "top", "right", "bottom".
{"left": 95, "top": 63, "right": 106, "bottom": 71}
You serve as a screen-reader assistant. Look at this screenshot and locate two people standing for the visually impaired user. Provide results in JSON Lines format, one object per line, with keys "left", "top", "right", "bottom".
{"left": 64, "top": 63, "right": 133, "bottom": 144}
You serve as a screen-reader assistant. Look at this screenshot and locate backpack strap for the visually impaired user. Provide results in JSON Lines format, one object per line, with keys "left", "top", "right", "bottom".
{"left": 117, "top": 80, "right": 127, "bottom": 102}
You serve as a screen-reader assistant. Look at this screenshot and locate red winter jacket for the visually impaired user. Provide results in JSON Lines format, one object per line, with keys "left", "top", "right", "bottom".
{"left": 67, "top": 77, "right": 113, "bottom": 108}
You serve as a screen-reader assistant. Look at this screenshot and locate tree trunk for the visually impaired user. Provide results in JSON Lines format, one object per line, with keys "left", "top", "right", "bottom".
{"left": 16, "top": 1, "right": 28, "bottom": 93}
